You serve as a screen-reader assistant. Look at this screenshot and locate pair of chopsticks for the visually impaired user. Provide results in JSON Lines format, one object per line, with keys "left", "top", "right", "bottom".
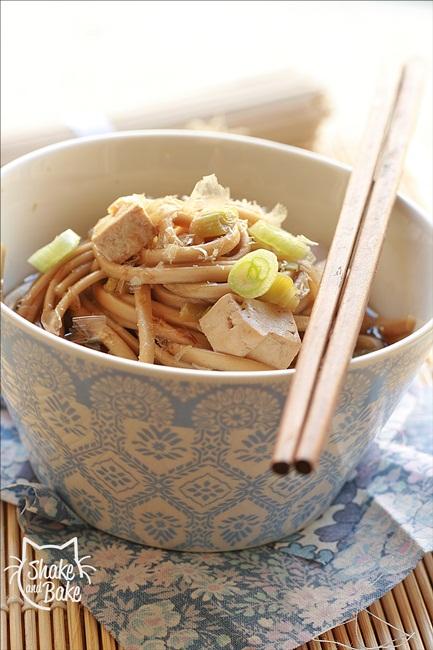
{"left": 272, "top": 62, "right": 424, "bottom": 476}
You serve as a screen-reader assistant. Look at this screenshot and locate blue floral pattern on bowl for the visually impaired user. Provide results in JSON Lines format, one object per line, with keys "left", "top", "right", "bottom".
{"left": 1, "top": 309, "right": 431, "bottom": 551}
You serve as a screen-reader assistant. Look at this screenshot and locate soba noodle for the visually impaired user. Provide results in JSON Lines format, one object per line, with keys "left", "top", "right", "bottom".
{"left": 10, "top": 175, "right": 415, "bottom": 370}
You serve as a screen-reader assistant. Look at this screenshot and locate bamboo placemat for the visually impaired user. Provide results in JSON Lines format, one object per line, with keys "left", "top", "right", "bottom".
{"left": 1, "top": 500, "right": 432, "bottom": 650}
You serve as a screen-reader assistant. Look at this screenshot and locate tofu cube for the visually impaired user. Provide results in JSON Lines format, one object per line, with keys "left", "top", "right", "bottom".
{"left": 92, "top": 203, "right": 155, "bottom": 263}
{"left": 247, "top": 326, "right": 300, "bottom": 369}
{"left": 199, "top": 293, "right": 301, "bottom": 369}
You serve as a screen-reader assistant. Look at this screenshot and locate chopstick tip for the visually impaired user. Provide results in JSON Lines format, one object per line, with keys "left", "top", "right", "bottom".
{"left": 295, "top": 459, "right": 313, "bottom": 475}
{"left": 271, "top": 461, "right": 291, "bottom": 476}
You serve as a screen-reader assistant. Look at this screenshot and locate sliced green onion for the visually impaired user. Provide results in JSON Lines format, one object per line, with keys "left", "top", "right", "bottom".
{"left": 228, "top": 249, "right": 278, "bottom": 299}
{"left": 249, "top": 220, "right": 312, "bottom": 262}
{"left": 27, "top": 229, "right": 81, "bottom": 273}
{"left": 260, "top": 273, "right": 300, "bottom": 310}
{"left": 190, "top": 207, "right": 238, "bottom": 238}
{"left": 179, "top": 302, "right": 208, "bottom": 322}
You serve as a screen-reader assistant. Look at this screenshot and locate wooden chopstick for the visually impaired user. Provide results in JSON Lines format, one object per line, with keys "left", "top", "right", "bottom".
{"left": 272, "top": 62, "right": 423, "bottom": 475}
{"left": 271, "top": 71, "right": 402, "bottom": 474}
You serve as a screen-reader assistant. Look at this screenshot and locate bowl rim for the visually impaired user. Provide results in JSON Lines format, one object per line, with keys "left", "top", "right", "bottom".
{"left": 1, "top": 128, "right": 432, "bottom": 381}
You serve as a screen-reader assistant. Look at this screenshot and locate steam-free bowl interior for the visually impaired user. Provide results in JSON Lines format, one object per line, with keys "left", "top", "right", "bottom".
{"left": 2, "top": 130, "right": 432, "bottom": 361}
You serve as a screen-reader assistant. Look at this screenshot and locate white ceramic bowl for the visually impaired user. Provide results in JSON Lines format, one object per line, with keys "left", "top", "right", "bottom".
{"left": 1, "top": 131, "right": 432, "bottom": 551}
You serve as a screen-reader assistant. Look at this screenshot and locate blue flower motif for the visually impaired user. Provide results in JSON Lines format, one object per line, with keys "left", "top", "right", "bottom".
{"left": 316, "top": 503, "right": 363, "bottom": 547}
{"left": 235, "top": 431, "right": 271, "bottom": 463}
{"left": 283, "top": 543, "right": 318, "bottom": 561}
{"left": 69, "top": 487, "right": 105, "bottom": 524}
{"left": 333, "top": 480, "right": 357, "bottom": 505}
{"left": 220, "top": 513, "right": 261, "bottom": 545}
{"left": 140, "top": 511, "right": 181, "bottom": 544}
{"left": 133, "top": 427, "right": 187, "bottom": 461}
{"left": 179, "top": 473, "right": 231, "bottom": 508}
{"left": 93, "top": 456, "right": 138, "bottom": 492}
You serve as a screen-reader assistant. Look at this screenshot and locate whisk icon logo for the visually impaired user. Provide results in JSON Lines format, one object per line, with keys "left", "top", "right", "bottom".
{"left": 4, "top": 536, "right": 96, "bottom": 611}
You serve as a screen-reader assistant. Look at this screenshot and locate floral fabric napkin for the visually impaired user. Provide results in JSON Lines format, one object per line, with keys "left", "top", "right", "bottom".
{"left": 1, "top": 377, "right": 432, "bottom": 650}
